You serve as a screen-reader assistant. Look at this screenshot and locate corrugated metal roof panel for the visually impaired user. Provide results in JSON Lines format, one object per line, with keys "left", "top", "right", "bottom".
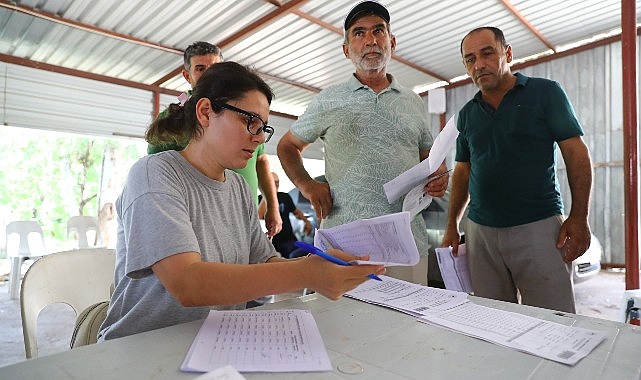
{"left": 2, "top": 62, "right": 151, "bottom": 136}
{"left": 0, "top": 0, "right": 639, "bottom": 119}
{"left": 265, "top": 80, "right": 317, "bottom": 117}
{"left": 515, "top": 0, "right": 623, "bottom": 47}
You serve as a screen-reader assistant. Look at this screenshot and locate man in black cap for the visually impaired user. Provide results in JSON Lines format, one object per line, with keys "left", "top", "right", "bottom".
{"left": 343, "top": 0, "right": 390, "bottom": 30}
{"left": 277, "top": 1, "right": 449, "bottom": 284}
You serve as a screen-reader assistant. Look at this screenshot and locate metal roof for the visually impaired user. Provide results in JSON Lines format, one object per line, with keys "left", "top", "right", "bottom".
{"left": 0, "top": 0, "right": 638, "bottom": 119}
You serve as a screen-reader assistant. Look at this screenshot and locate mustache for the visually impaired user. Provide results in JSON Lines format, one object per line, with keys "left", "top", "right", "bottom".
{"left": 475, "top": 70, "right": 492, "bottom": 80}
{"left": 362, "top": 48, "right": 383, "bottom": 56}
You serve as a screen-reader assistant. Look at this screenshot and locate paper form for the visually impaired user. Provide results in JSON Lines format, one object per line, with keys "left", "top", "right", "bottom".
{"left": 401, "top": 186, "right": 434, "bottom": 217}
{"left": 401, "top": 169, "right": 453, "bottom": 216}
{"left": 181, "top": 309, "right": 332, "bottom": 373}
{"left": 384, "top": 114, "right": 459, "bottom": 205}
{"left": 345, "top": 275, "right": 606, "bottom": 366}
{"left": 419, "top": 301, "right": 607, "bottom": 366}
{"left": 314, "top": 211, "right": 420, "bottom": 266}
{"left": 435, "top": 245, "right": 473, "bottom": 293}
{"left": 346, "top": 275, "right": 469, "bottom": 317}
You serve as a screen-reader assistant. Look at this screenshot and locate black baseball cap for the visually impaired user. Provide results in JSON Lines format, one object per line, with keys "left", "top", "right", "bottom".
{"left": 344, "top": 1, "right": 390, "bottom": 30}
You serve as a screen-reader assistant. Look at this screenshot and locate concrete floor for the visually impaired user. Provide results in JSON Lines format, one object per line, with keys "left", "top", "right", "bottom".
{"left": 0, "top": 264, "right": 629, "bottom": 368}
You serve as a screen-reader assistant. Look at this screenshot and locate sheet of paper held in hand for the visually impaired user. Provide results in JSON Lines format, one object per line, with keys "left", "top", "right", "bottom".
{"left": 346, "top": 276, "right": 606, "bottom": 366}
{"left": 435, "top": 244, "right": 473, "bottom": 293}
{"left": 313, "top": 211, "right": 420, "bottom": 266}
{"left": 181, "top": 309, "right": 332, "bottom": 373}
{"left": 383, "top": 114, "right": 459, "bottom": 207}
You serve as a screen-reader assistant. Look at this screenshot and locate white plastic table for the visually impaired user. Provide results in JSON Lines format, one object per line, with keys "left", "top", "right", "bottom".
{"left": 1, "top": 293, "right": 639, "bottom": 379}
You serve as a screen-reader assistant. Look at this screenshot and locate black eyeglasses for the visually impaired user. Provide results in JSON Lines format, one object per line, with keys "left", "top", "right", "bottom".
{"left": 212, "top": 101, "right": 274, "bottom": 143}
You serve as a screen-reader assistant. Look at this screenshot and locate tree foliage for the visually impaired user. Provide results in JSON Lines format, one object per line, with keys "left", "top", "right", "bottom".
{"left": 0, "top": 127, "right": 143, "bottom": 253}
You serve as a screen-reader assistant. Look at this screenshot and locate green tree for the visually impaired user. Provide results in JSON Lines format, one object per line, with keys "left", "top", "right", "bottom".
{"left": 0, "top": 127, "right": 143, "bottom": 254}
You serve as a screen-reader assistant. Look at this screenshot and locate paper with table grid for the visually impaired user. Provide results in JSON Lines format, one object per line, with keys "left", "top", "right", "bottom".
{"left": 346, "top": 276, "right": 606, "bottom": 366}
{"left": 314, "top": 211, "right": 420, "bottom": 266}
{"left": 181, "top": 309, "right": 331, "bottom": 373}
{"left": 419, "top": 301, "right": 606, "bottom": 365}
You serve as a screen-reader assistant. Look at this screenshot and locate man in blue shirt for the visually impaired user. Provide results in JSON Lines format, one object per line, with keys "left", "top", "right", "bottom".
{"left": 442, "top": 27, "right": 593, "bottom": 313}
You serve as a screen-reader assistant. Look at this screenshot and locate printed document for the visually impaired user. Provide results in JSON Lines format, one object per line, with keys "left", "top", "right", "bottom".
{"left": 384, "top": 114, "right": 459, "bottom": 205}
{"left": 181, "top": 309, "right": 331, "bottom": 373}
{"left": 346, "top": 276, "right": 606, "bottom": 366}
{"left": 401, "top": 168, "right": 452, "bottom": 216}
{"left": 314, "top": 211, "right": 420, "bottom": 266}
{"left": 346, "top": 275, "right": 469, "bottom": 316}
{"left": 435, "top": 244, "right": 473, "bottom": 293}
{"left": 419, "top": 301, "right": 606, "bottom": 366}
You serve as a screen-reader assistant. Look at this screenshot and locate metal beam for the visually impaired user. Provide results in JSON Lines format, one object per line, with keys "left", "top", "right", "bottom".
{"left": 500, "top": 0, "right": 556, "bottom": 51}
{"left": 622, "top": 0, "right": 639, "bottom": 290}
{"left": 152, "top": 0, "right": 313, "bottom": 91}
{"left": 0, "top": 1, "right": 182, "bottom": 55}
{"left": 0, "top": 53, "right": 180, "bottom": 96}
{"left": 0, "top": 0, "right": 317, "bottom": 97}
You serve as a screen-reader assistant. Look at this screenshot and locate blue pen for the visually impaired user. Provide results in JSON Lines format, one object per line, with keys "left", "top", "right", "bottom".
{"left": 294, "top": 241, "right": 383, "bottom": 281}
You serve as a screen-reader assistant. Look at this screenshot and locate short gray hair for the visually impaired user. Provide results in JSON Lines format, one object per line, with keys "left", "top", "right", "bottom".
{"left": 183, "top": 41, "right": 223, "bottom": 71}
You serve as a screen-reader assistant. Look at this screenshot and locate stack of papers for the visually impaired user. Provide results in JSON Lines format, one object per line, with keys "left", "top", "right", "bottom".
{"left": 314, "top": 211, "right": 420, "bottom": 266}
{"left": 435, "top": 244, "right": 473, "bottom": 293}
{"left": 346, "top": 276, "right": 606, "bottom": 366}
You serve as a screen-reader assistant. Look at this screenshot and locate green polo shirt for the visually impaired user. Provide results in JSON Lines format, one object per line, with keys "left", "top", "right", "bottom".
{"left": 456, "top": 72, "right": 584, "bottom": 227}
{"left": 290, "top": 74, "right": 434, "bottom": 255}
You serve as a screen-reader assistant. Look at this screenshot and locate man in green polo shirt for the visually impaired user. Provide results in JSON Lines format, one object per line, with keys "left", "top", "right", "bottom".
{"left": 148, "top": 41, "right": 282, "bottom": 236}
{"left": 277, "top": 1, "right": 449, "bottom": 284}
{"left": 442, "top": 27, "right": 593, "bottom": 313}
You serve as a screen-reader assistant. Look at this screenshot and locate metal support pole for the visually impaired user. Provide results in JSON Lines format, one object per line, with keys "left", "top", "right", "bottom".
{"left": 622, "top": 0, "right": 639, "bottom": 289}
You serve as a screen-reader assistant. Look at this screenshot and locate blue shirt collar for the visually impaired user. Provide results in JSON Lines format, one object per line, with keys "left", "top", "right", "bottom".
{"left": 472, "top": 72, "right": 528, "bottom": 102}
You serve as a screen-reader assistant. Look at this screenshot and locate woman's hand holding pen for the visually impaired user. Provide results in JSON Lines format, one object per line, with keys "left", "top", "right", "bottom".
{"left": 301, "top": 249, "right": 385, "bottom": 300}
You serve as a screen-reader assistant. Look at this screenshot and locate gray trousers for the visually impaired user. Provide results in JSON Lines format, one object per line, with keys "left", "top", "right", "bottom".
{"left": 465, "top": 215, "right": 575, "bottom": 313}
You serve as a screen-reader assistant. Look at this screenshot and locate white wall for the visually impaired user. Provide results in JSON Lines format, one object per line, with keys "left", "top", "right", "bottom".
{"left": 0, "top": 62, "right": 153, "bottom": 138}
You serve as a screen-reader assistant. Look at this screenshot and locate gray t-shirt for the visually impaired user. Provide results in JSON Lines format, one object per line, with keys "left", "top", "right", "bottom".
{"left": 290, "top": 74, "right": 434, "bottom": 255}
{"left": 99, "top": 151, "right": 277, "bottom": 341}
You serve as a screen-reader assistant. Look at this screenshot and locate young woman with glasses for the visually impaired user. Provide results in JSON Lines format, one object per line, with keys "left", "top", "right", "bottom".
{"left": 98, "top": 62, "right": 385, "bottom": 341}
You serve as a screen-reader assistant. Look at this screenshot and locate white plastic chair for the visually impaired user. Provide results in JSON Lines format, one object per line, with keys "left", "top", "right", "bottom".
{"left": 20, "top": 248, "right": 116, "bottom": 358}
{"left": 5, "top": 221, "right": 47, "bottom": 300}
{"left": 67, "top": 215, "right": 102, "bottom": 248}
